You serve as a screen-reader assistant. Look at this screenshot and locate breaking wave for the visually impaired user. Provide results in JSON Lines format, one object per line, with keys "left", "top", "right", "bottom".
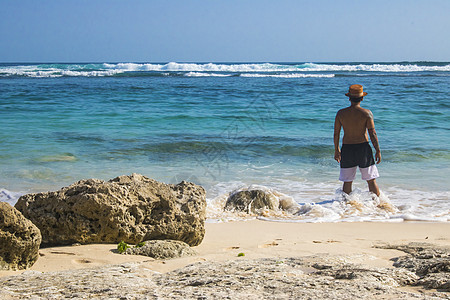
{"left": 1, "top": 62, "right": 449, "bottom": 78}
{"left": 103, "top": 62, "right": 450, "bottom": 73}
{"left": 206, "top": 183, "right": 450, "bottom": 223}
{"left": 240, "top": 73, "right": 334, "bottom": 78}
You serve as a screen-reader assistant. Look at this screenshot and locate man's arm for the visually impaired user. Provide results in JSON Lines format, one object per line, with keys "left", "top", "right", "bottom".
{"left": 366, "top": 111, "right": 381, "bottom": 164}
{"left": 334, "top": 112, "right": 342, "bottom": 163}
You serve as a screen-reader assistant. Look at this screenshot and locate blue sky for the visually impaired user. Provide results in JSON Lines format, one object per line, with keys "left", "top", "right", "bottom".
{"left": 1, "top": 0, "right": 449, "bottom": 62}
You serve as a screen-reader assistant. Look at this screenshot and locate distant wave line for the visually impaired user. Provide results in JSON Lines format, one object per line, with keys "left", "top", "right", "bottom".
{"left": 103, "top": 62, "right": 450, "bottom": 72}
{"left": 1, "top": 62, "right": 450, "bottom": 78}
{"left": 240, "top": 73, "right": 334, "bottom": 78}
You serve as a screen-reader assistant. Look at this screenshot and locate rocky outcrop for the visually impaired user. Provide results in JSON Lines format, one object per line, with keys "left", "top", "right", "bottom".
{"left": 15, "top": 174, "right": 206, "bottom": 247}
{"left": 225, "top": 189, "right": 279, "bottom": 213}
{"left": 376, "top": 242, "right": 450, "bottom": 291}
{"left": 124, "top": 240, "right": 197, "bottom": 259}
{"left": 0, "top": 202, "right": 41, "bottom": 270}
{"left": 1, "top": 256, "right": 448, "bottom": 299}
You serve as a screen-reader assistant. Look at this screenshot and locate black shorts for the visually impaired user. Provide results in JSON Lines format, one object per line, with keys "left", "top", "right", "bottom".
{"left": 340, "top": 142, "right": 375, "bottom": 168}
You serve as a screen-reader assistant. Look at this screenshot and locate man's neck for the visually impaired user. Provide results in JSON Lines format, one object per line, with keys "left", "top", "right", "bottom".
{"left": 350, "top": 102, "right": 361, "bottom": 107}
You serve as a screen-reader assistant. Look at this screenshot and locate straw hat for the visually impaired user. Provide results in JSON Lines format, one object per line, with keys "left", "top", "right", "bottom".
{"left": 345, "top": 84, "right": 368, "bottom": 97}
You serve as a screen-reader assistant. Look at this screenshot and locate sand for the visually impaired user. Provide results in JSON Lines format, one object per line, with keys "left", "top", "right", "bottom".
{"left": 1, "top": 221, "right": 449, "bottom": 299}
{"left": 1, "top": 220, "right": 449, "bottom": 278}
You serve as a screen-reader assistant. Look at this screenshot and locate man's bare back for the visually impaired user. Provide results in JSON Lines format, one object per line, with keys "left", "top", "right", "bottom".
{"left": 336, "top": 105, "right": 373, "bottom": 144}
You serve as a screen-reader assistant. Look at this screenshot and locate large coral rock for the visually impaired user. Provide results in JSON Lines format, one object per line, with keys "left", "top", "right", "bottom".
{"left": 0, "top": 202, "right": 42, "bottom": 270}
{"left": 15, "top": 174, "right": 206, "bottom": 247}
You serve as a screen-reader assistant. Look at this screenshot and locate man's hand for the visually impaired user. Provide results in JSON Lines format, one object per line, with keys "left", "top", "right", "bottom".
{"left": 375, "top": 151, "right": 381, "bottom": 164}
{"left": 367, "top": 126, "right": 381, "bottom": 164}
{"left": 334, "top": 149, "right": 341, "bottom": 163}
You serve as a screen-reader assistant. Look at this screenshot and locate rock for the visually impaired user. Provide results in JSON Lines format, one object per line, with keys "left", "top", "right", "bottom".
{"left": 0, "top": 262, "right": 159, "bottom": 299}
{"left": 394, "top": 255, "right": 450, "bottom": 276}
{"left": 417, "top": 273, "right": 450, "bottom": 291}
{"left": 375, "top": 242, "right": 450, "bottom": 292}
{"left": 2, "top": 257, "right": 446, "bottom": 299}
{"left": 225, "top": 189, "right": 279, "bottom": 213}
{"left": 312, "top": 263, "right": 419, "bottom": 287}
{"left": 15, "top": 174, "right": 206, "bottom": 247}
{"left": 124, "top": 240, "right": 197, "bottom": 259}
{"left": 0, "top": 202, "right": 41, "bottom": 270}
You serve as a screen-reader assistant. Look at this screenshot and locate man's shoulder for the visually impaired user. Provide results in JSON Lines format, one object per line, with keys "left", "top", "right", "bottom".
{"left": 337, "top": 106, "right": 374, "bottom": 119}
{"left": 337, "top": 107, "right": 350, "bottom": 114}
{"left": 361, "top": 107, "right": 374, "bottom": 119}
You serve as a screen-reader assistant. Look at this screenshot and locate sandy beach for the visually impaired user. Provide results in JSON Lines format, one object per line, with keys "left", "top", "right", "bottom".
{"left": 2, "top": 221, "right": 449, "bottom": 276}
{"left": 1, "top": 221, "right": 449, "bottom": 298}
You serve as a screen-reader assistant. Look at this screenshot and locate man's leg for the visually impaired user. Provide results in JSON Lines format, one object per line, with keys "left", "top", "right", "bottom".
{"left": 343, "top": 181, "right": 352, "bottom": 195}
{"left": 367, "top": 179, "right": 380, "bottom": 197}
{"left": 340, "top": 167, "right": 356, "bottom": 194}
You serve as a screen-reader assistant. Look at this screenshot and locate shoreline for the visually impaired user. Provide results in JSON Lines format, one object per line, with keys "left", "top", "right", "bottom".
{"left": 4, "top": 182, "right": 449, "bottom": 223}
{"left": 2, "top": 220, "right": 449, "bottom": 277}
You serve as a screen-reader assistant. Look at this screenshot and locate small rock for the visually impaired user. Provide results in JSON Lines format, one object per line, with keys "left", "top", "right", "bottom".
{"left": 124, "top": 240, "right": 197, "bottom": 259}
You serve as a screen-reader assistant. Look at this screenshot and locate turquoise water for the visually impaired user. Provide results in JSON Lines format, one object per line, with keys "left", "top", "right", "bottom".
{"left": 1, "top": 62, "right": 449, "bottom": 222}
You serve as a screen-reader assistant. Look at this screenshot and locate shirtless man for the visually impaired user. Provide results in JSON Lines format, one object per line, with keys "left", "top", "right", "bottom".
{"left": 334, "top": 84, "right": 381, "bottom": 196}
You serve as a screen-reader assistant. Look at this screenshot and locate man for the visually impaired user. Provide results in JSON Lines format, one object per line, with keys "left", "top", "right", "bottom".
{"left": 334, "top": 84, "right": 381, "bottom": 196}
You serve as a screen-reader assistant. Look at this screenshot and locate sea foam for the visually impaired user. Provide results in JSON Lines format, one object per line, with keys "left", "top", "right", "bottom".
{"left": 205, "top": 182, "right": 449, "bottom": 223}
{"left": 2, "top": 182, "right": 448, "bottom": 223}
{"left": 0, "top": 189, "right": 23, "bottom": 207}
{"left": 185, "top": 72, "right": 233, "bottom": 77}
{"left": 2, "top": 62, "right": 449, "bottom": 78}
{"left": 102, "top": 62, "right": 450, "bottom": 73}
{"left": 240, "top": 73, "right": 334, "bottom": 78}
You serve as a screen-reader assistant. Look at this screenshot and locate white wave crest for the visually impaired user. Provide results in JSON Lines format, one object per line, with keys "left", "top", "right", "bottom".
{"left": 1, "top": 62, "right": 449, "bottom": 78}
{"left": 102, "top": 62, "right": 450, "bottom": 73}
{"left": 299, "top": 63, "right": 450, "bottom": 72}
{"left": 0, "top": 67, "right": 62, "bottom": 78}
{"left": 184, "top": 72, "right": 233, "bottom": 77}
{"left": 103, "top": 62, "right": 288, "bottom": 72}
{"left": 0, "top": 67, "right": 123, "bottom": 78}
{"left": 240, "top": 73, "right": 335, "bottom": 78}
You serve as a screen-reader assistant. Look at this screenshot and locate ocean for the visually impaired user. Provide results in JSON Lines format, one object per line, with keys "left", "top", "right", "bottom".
{"left": 0, "top": 62, "right": 449, "bottom": 222}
